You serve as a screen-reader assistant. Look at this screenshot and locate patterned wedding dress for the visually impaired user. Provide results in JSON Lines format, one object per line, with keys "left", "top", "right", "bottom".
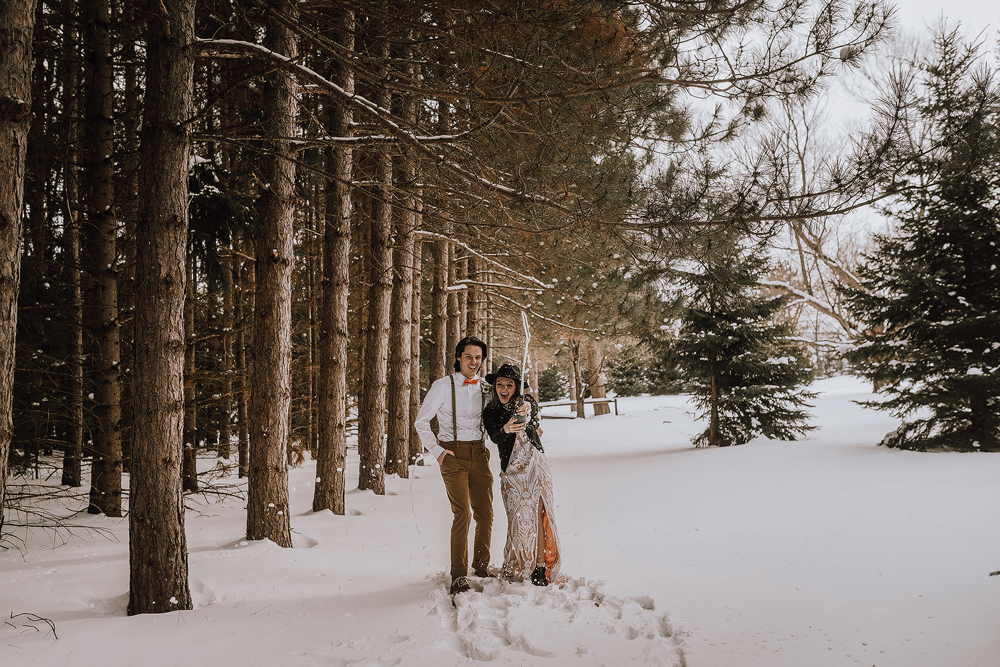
{"left": 500, "top": 428, "right": 563, "bottom": 584}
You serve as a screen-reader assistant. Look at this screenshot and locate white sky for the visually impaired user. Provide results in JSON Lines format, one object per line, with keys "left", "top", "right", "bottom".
{"left": 892, "top": 0, "right": 998, "bottom": 45}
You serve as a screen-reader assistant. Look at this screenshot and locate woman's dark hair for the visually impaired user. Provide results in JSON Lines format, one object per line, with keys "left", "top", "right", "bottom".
{"left": 485, "top": 377, "right": 521, "bottom": 409}
{"left": 453, "top": 335, "right": 488, "bottom": 372}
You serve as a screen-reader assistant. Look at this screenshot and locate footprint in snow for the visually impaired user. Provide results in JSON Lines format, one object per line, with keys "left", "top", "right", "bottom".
{"left": 429, "top": 573, "right": 686, "bottom": 665}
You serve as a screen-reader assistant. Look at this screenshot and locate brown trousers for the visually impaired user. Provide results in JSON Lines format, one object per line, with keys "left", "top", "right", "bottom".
{"left": 439, "top": 439, "right": 493, "bottom": 579}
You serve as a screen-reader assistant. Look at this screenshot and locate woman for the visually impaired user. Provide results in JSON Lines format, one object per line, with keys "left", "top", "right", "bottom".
{"left": 483, "top": 363, "right": 563, "bottom": 586}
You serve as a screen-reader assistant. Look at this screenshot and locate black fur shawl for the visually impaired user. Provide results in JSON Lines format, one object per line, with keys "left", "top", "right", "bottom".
{"left": 483, "top": 394, "right": 543, "bottom": 472}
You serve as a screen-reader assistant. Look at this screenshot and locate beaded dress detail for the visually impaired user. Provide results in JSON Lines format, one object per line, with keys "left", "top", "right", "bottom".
{"left": 499, "top": 428, "right": 563, "bottom": 583}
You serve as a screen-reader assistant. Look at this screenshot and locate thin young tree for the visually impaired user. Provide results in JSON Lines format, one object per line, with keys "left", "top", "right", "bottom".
{"left": 674, "top": 246, "right": 816, "bottom": 448}
{"left": 182, "top": 252, "right": 198, "bottom": 491}
{"left": 61, "top": 1, "right": 85, "bottom": 488}
{"left": 408, "top": 239, "right": 423, "bottom": 466}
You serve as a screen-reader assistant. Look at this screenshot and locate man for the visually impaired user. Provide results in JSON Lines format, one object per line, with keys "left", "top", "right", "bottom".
{"left": 414, "top": 336, "right": 494, "bottom": 595}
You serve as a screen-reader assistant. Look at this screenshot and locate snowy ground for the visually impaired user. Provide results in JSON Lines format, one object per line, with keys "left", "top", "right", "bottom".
{"left": 2, "top": 375, "right": 999, "bottom": 666}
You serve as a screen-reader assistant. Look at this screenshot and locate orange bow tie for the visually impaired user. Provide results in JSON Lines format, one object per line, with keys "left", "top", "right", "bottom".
{"left": 463, "top": 377, "right": 479, "bottom": 385}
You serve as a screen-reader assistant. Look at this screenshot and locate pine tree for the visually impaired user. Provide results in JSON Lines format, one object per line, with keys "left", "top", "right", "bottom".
{"left": 674, "top": 249, "right": 815, "bottom": 447}
{"left": 841, "top": 28, "right": 1000, "bottom": 452}
{"left": 605, "top": 342, "right": 683, "bottom": 397}
{"left": 537, "top": 365, "right": 568, "bottom": 402}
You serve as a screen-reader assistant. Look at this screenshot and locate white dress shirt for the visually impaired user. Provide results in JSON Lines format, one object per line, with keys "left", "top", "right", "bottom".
{"left": 414, "top": 372, "right": 486, "bottom": 461}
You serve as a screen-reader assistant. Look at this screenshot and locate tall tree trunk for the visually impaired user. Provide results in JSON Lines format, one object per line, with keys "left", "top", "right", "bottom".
{"left": 219, "top": 250, "right": 234, "bottom": 460}
{"left": 453, "top": 250, "right": 466, "bottom": 340}
{"left": 64, "top": 209, "right": 85, "bottom": 488}
{"left": 118, "top": 0, "right": 140, "bottom": 474}
{"left": 182, "top": 254, "right": 199, "bottom": 491}
{"left": 567, "top": 348, "right": 577, "bottom": 409}
{"left": 357, "top": 25, "right": 392, "bottom": 495}
{"left": 446, "top": 240, "right": 459, "bottom": 356}
{"left": 83, "top": 0, "right": 121, "bottom": 516}
{"left": 305, "top": 207, "right": 316, "bottom": 455}
{"left": 570, "top": 340, "right": 585, "bottom": 419}
{"left": 430, "top": 237, "right": 448, "bottom": 380}
{"left": 62, "top": 3, "right": 84, "bottom": 487}
{"left": 386, "top": 44, "right": 419, "bottom": 478}
{"left": 246, "top": 17, "right": 296, "bottom": 547}
{"left": 204, "top": 282, "right": 221, "bottom": 458}
{"left": 708, "top": 290, "right": 720, "bottom": 446}
{"left": 236, "top": 256, "right": 251, "bottom": 477}
{"left": 708, "top": 346, "right": 720, "bottom": 447}
{"left": 0, "top": 0, "right": 35, "bottom": 531}
{"left": 585, "top": 340, "right": 611, "bottom": 416}
{"left": 484, "top": 287, "right": 494, "bottom": 371}
{"left": 385, "top": 225, "right": 413, "bottom": 477}
{"left": 24, "top": 0, "right": 51, "bottom": 472}
{"left": 313, "top": 6, "right": 353, "bottom": 515}
{"left": 129, "top": 0, "right": 195, "bottom": 616}
{"left": 408, "top": 240, "right": 423, "bottom": 466}
{"left": 466, "top": 256, "right": 480, "bottom": 335}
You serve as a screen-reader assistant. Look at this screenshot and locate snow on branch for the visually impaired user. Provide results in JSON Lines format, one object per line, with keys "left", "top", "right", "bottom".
{"left": 759, "top": 279, "right": 859, "bottom": 337}
{"left": 447, "top": 280, "right": 549, "bottom": 293}
{"left": 415, "top": 230, "right": 552, "bottom": 290}
{"left": 759, "top": 280, "right": 835, "bottom": 312}
{"left": 196, "top": 38, "right": 578, "bottom": 216}
{"left": 783, "top": 336, "right": 853, "bottom": 350}
{"left": 488, "top": 291, "right": 598, "bottom": 334}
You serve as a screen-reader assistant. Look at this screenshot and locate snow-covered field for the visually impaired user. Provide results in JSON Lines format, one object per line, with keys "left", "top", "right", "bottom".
{"left": 2, "top": 376, "right": 998, "bottom": 666}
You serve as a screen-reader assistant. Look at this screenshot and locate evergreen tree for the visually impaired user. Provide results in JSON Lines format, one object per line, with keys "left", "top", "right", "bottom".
{"left": 606, "top": 342, "right": 683, "bottom": 397}
{"left": 537, "top": 365, "right": 568, "bottom": 402}
{"left": 605, "top": 346, "right": 652, "bottom": 397}
{"left": 841, "top": 29, "right": 1000, "bottom": 452}
{"left": 674, "top": 248, "right": 815, "bottom": 447}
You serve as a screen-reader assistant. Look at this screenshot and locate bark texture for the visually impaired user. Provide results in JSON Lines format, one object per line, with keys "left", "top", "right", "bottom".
{"left": 570, "top": 340, "right": 585, "bottom": 419}
{"left": 357, "top": 26, "right": 392, "bottom": 495}
{"left": 246, "top": 17, "right": 296, "bottom": 546}
{"left": 128, "top": 0, "right": 195, "bottom": 615}
{"left": 182, "top": 255, "right": 198, "bottom": 492}
{"left": 408, "top": 242, "right": 423, "bottom": 466}
{"left": 385, "top": 50, "right": 419, "bottom": 478}
{"left": 62, "top": 11, "right": 84, "bottom": 487}
{"left": 0, "top": 0, "right": 35, "bottom": 532}
{"left": 585, "top": 340, "right": 611, "bottom": 416}
{"left": 430, "top": 238, "right": 448, "bottom": 380}
{"left": 83, "top": 0, "right": 122, "bottom": 516}
{"left": 219, "top": 253, "right": 234, "bottom": 460}
{"left": 313, "top": 7, "right": 353, "bottom": 515}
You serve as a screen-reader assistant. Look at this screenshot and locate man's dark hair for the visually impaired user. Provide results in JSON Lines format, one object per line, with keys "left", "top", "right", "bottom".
{"left": 453, "top": 335, "right": 488, "bottom": 372}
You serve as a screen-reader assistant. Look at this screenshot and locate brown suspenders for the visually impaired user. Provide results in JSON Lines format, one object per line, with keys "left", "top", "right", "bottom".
{"left": 450, "top": 375, "right": 458, "bottom": 442}
{"left": 444, "top": 374, "right": 482, "bottom": 443}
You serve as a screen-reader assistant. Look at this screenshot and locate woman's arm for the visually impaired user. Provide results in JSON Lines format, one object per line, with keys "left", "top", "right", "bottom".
{"left": 483, "top": 406, "right": 511, "bottom": 445}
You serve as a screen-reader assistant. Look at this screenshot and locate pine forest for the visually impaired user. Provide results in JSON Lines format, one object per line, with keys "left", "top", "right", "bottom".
{"left": 1, "top": 0, "right": 998, "bottom": 620}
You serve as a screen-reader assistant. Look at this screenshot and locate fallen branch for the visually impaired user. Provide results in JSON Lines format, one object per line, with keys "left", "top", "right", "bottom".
{"left": 9, "top": 612, "right": 58, "bottom": 640}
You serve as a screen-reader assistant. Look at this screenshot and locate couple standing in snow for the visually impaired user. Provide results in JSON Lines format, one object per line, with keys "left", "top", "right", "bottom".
{"left": 414, "top": 336, "right": 563, "bottom": 596}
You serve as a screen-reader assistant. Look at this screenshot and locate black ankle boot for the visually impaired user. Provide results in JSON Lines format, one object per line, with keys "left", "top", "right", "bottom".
{"left": 531, "top": 565, "right": 548, "bottom": 586}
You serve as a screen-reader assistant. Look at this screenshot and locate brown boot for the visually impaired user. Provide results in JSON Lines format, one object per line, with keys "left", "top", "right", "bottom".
{"left": 449, "top": 576, "right": 472, "bottom": 595}
{"left": 474, "top": 567, "right": 497, "bottom": 579}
